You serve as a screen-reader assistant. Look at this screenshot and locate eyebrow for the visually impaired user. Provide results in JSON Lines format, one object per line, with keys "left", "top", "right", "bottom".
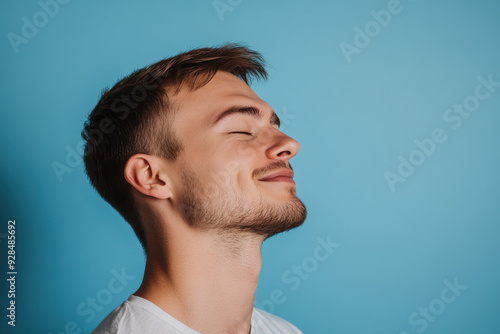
{"left": 211, "top": 106, "right": 281, "bottom": 128}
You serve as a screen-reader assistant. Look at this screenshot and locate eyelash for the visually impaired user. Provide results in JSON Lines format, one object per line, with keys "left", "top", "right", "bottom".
{"left": 230, "top": 131, "right": 253, "bottom": 136}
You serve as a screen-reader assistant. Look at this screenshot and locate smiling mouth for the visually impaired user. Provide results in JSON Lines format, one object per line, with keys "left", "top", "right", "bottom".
{"left": 260, "top": 176, "right": 296, "bottom": 184}
{"left": 258, "top": 169, "right": 295, "bottom": 184}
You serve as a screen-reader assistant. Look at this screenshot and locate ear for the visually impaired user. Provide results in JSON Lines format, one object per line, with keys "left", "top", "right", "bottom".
{"left": 124, "top": 154, "right": 173, "bottom": 199}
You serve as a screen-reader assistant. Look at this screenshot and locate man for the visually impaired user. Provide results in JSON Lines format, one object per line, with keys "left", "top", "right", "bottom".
{"left": 82, "top": 43, "right": 307, "bottom": 334}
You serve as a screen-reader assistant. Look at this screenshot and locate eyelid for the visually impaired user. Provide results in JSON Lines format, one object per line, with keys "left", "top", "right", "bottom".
{"left": 230, "top": 131, "right": 253, "bottom": 135}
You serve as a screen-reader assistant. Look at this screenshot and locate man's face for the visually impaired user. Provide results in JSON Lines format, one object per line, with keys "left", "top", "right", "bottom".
{"left": 166, "top": 71, "right": 306, "bottom": 238}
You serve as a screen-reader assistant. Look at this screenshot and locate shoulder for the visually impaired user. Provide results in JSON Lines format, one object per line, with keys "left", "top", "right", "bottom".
{"left": 91, "top": 295, "right": 199, "bottom": 334}
{"left": 91, "top": 296, "right": 134, "bottom": 334}
{"left": 251, "top": 308, "right": 303, "bottom": 334}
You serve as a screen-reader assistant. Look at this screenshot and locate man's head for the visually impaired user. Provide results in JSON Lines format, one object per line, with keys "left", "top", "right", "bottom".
{"left": 82, "top": 44, "right": 306, "bottom": 252}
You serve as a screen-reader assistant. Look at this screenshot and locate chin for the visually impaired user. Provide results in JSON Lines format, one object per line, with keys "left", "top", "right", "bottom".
{"left": 248, "top": 196, "right": 308, "bottom": 239}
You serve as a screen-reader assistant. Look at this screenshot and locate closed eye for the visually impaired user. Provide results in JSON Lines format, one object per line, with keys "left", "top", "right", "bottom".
{"left": 230, "top": 131, "right": 252, "bottom": 135}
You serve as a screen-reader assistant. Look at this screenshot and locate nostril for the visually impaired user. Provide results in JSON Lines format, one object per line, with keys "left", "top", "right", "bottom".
{"left": 277, "top": 150, "right": 291, "bottom": 157}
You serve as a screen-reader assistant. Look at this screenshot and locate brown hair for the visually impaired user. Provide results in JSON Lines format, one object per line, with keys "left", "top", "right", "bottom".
{"left": 81, "top": 43, "right": 268, "bottom": 252}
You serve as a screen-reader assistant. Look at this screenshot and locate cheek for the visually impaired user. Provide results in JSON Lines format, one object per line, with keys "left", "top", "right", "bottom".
{"left": 232, "top": 143, "right": 258, "bottom": 161}
{"left": 206, "top": 156, "right": 256, "bottom": 196}
{"left": 194, "top": 155, "right": 243, "bottom": 197}
{"left": 213, "top": 141, "right": 257, "bottom": 173}
{"left": 195, "top": 141, "right": 261, "bottom": 194}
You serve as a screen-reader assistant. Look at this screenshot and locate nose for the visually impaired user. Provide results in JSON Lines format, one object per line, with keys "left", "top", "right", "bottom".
{"left": 265, "top": 130, "right": 300, "bottom": 161}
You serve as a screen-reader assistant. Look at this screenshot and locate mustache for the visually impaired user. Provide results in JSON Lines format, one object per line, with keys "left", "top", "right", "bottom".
{"left": 252, "top": 160, "right": 293, "bottom": 179}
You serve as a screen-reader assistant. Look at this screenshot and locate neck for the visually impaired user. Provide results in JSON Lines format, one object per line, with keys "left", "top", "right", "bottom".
{"left": 135, "top": 223, "right": 265, "bottom": 334}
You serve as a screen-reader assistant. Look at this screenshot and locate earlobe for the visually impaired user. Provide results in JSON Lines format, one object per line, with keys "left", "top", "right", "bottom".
{"left": 124, "top": 154, "right": 173, "bottom": 199}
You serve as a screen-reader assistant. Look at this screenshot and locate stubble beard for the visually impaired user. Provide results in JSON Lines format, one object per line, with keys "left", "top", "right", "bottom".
{"left": 176, "top": 166, "right": 307, "bottom": 240}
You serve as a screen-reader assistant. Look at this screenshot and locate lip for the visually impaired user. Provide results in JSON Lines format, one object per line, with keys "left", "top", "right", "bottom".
{"left": 258, "top": 170, "right": 295, "bottom": 184}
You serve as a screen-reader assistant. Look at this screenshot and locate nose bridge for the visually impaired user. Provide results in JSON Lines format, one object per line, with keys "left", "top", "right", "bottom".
{"left": 261, "top": 127, "right": 300, "bottom": 159}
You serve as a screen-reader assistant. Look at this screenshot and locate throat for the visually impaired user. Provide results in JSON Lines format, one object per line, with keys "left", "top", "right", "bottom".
{"left": 135, "top": 231, "right": 264, "bottom": 334}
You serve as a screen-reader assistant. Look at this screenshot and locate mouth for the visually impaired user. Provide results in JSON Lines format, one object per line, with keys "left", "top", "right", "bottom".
{"left": 258, "top": 169, "right": 295, "bottom": 185}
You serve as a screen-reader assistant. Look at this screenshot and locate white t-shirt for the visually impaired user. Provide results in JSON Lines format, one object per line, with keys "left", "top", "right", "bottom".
{"left": 92, "top": 295, "right": 303, "bottom": 334}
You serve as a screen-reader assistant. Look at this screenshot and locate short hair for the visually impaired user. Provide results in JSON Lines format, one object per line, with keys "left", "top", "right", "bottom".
{"left": 81, "top": 43, "right": 268, "bottom": 252}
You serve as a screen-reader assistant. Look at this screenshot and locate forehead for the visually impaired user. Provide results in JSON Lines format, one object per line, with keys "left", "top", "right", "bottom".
{"left": 169, "top": 71, "right": 269, "bottom": 128}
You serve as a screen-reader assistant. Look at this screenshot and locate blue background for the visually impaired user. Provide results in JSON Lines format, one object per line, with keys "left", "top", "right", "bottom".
{"left": 1, "top": 0, "right": 499, "bottom": 333}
